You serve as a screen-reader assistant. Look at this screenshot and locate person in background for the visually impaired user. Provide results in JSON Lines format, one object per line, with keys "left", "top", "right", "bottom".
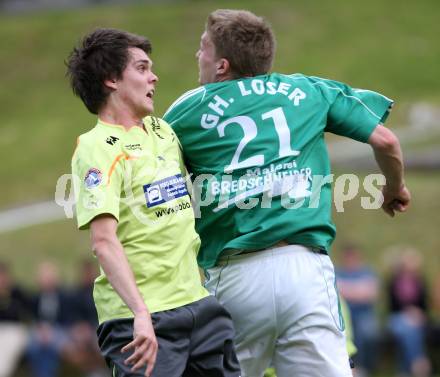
{"left": 427, "top": 275, "right": 440, "bottom": 374}
{"left": 0, "top": 262, "right": 31, "bottom": 377}
{"left": 66, "top": 260, "right": 107, "bottom": 377}
{"left": 27, "top": 261, "right": 72, "bottom": 377}
{"left": 337, "top": 244, "right": 380, "bottom": 377}
{"left": 387, "top": 247, "right": 431, "bottom": 377}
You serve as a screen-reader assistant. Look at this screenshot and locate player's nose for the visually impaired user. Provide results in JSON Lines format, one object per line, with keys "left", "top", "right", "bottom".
{"left": 150, "top": 71, "right": 158, "bottom": 82}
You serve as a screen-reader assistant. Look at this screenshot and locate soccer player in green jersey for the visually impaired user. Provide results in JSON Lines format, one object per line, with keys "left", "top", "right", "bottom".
{"left": 66, "top": 29, "right": 240, "bottom": 377}
{"left": 163, "top": 9, "right": 411, "bottom": 377}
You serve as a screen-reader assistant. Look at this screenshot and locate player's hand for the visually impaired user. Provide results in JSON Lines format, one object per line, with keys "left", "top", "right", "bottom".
{"left": 382, "top": 184, "right": 411, "bottom": 217}
{"left": 122, "top": 312, "right": 158, "bottom": 377}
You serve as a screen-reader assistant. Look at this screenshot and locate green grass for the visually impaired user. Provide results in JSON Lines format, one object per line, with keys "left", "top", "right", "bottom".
{"left": 0, "top": 218, "right": 91, "bottom": 285}
{"left": 0, "top": 2, "right": 439, "bottom": 375}
{"left": 2, "top": 171, "right": 438, "bottom": 287}
{"left": 332, "top": 171, "right": 440, "bottom": 279}
{"left": 0, "top": 0, "right": 439, "bottom": 207}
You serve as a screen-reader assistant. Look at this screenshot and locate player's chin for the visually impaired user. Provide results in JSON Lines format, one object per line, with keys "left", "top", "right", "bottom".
{"left": 144, "top": 100, "right": 154, "bottom": 115}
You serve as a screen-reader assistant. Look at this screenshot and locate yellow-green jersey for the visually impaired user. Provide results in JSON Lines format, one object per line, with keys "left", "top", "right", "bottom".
{"left": 72, "top": 117, "right": 208, "bottom": 324}
{"left": 340, "top": 297, "right": 357, "bottom": 357}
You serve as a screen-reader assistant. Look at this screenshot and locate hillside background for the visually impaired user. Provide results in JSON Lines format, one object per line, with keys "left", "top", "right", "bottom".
{"left": 0, "top": 0, "right": 439, "bottom": 375}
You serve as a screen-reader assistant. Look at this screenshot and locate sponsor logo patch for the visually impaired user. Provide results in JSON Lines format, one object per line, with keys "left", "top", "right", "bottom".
{"left": 84, "top": 168, "right": 102, "bottom": 189}
{"left": 143, "top": 174, "right": 188, "bottom": 208}
{"left": 124, "top": 143, "right": 142, "bottom": 151}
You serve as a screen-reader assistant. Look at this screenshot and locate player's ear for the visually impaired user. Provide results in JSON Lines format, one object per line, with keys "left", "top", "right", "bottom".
{"left": 216, "top": 58, "right": 231, "bottom": 77}
{"left": 104, "top": 77, "right": 118, "bottom": 90}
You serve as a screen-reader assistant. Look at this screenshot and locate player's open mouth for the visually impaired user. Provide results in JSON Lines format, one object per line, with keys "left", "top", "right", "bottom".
{"left": 146, "top": 89, "right": 155, "bottom": 99}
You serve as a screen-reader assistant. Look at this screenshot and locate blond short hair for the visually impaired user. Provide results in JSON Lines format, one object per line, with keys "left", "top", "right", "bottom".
{"left": 206, "top": 9, "right": 276, "bottom": 78}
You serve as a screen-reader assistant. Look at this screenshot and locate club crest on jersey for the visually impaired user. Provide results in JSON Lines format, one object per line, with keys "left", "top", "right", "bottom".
{"left": 84, "top": 168, "right": 102, "bottom": 189}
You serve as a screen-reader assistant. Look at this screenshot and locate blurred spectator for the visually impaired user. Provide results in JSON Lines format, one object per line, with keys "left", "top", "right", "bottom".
{"left": 0, "top": 261, "right": 31, "bottom": 377}
{"left": 336, "top": 244, "right": 380, "bottom": 377}
{"left": 64, "top": 260, "right": 108, "bottom": 377}
{"left": 70, "top": 259, "right": 98, "bottom": 326}
{"left": 428, "top": 275, "right": 440, "bottom": 373}
{"left": 26, "top": 261, "right": 72, "bottom": 377}
{"left": 386, "top": 247, "right": 431, "bottom": 377}
{"left": 431, "top": 275, "right": 440, "bottom": 317}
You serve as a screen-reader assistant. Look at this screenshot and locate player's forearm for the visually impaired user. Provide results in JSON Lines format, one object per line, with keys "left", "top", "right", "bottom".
{"left": 92, "top": 236, "right": 149, "bottom": 316}
{"left": 373, "top": 147, "right": 404, "bottom": 191}
{"left": 369, "top": 125, "right": 405, "bottom": 191}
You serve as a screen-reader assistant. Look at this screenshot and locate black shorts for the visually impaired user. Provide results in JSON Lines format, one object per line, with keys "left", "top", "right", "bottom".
{"left": 97, "top": 295, "right": 241, "bottom": 377}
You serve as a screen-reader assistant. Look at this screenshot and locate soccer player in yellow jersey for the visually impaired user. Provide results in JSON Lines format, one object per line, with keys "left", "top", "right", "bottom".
{"left": 66, "top": 29, "right": 240, "bottom": 377}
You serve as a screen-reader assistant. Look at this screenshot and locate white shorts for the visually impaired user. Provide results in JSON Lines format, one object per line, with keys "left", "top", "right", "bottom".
{"left": 205, "top": 245, "right": 352, "bottom": 377}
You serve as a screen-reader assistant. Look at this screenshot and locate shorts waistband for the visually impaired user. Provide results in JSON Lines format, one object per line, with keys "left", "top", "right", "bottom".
{"left": 217, "top": 242, "right": 327, "bottom": 265}
{"left": 221, "top": 240, "right": 290, "bottom": 258}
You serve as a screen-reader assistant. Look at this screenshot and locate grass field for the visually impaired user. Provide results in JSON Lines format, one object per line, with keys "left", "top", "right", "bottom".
{"left": 0, "top": 1, "right": 439, "bottom": 376}
{"left": 1, "top": 0, "right": 439, "bottom": 260}
{"left": 2, "top": 169, "right": 439, "bottom": 286}
{"left": 0, "top": 0, "right": 440, "bottom": 320}
{"left": 0, "top": 0, "right": 439, "bottom": 207}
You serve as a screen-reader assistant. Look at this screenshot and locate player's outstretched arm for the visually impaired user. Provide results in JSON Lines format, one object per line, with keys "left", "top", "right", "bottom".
{"left": 368, "top": 125, "right": 411, "bottom": 217}
{"left": 91, "top": 215, "right": 158, "bottom": 376}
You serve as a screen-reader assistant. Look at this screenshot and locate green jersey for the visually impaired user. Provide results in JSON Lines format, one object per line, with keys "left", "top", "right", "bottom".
{"left": 72, "top": 117, "right": 208, "bottom": 324}
{"left": 164, "top": 73, "right": 393, "bottom": 269}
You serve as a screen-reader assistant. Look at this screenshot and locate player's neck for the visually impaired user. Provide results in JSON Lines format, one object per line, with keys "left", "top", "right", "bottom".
{"left": 99, "top": 105, "right": 146, "bottom": 130}
{"left": 215, "top": 72, "right": 234, "bottom": 83}
{"left": 215, "top": 72, "right": 254, "bottom": 83}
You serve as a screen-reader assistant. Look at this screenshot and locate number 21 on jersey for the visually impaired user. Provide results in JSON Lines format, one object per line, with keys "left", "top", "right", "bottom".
{"left": 217, "top": 107, "right": 300, "bottom": 173}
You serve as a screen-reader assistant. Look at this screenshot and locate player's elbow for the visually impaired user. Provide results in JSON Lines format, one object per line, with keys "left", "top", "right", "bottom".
{"left": 369, "top": 125, "right": 399, "bottom": 152}
{"left": 91, "top": 232, "right": 118, "bottom": 258}
{"left": 90, "top": 215, "right": 119, "bottom": 257}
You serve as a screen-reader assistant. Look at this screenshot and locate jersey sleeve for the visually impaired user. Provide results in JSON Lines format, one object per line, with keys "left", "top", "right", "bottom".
{"left": 312, "top": 77, "right": 394, "bottom": 142}
{"left": 72, "top": 136, "right": 123, "bottom": 230}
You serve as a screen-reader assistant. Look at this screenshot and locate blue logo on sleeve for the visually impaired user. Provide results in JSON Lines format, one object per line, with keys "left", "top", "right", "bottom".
{"left": 144, "top": 174, "right": 189, "bottom": 208}
{"left": 84, "top": 168, "right": 102, "bottom": 189}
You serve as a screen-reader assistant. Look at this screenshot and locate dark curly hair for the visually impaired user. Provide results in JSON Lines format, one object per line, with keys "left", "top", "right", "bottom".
{"left": 66, "top": 28, "right": 152, "bottom": 114}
